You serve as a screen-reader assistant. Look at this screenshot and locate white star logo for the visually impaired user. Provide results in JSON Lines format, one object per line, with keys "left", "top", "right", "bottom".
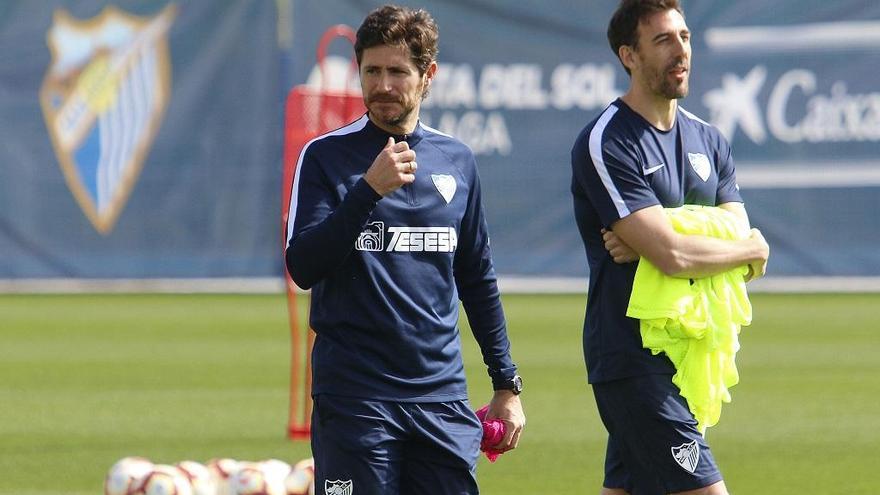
{"left": 702, "top": 65, "right": 768, "bottom": 144}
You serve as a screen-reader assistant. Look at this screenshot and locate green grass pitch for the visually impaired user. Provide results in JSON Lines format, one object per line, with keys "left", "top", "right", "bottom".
{"left": 1, "top": 292, "right": 878, "bottom": 494}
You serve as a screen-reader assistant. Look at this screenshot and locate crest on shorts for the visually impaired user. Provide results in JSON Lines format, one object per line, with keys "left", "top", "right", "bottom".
{"left": 324, "top": 479, "right": 353, "bottom": 495}
{"left": 39, "top": 4, "right": 177, "bottom": 234}
{"left": 688, "top": 152, "right": 711, "bottom": 182}
{"left": 671, "top": 439, "right": 700, "bottom": 473}
{"left": 431, "top": 174, "right": 456, "bottom": 204}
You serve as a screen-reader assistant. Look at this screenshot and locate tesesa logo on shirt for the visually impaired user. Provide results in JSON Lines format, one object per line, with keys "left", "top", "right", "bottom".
{"left": 355, "top": 221, "right": 385, "bottom": 251}
{"left": 356, "top": 221, "right": 458, "bottom": 253}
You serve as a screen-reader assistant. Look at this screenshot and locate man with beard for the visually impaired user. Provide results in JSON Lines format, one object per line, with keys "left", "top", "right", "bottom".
{"left": 285, "top": 5, "right": 525, "bottom": 494}
{"left": 570, "top": 1, "right": 769, "bottom": 494}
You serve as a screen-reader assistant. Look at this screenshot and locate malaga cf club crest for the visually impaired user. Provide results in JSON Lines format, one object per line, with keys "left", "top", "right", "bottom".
{"left": 324, "top": 479, "right": 353, "bottom": 495}
{"left": 39, "top": 4, "right": 177, "bottom": 234}
{"left": 671, "top": 439, "right": 700, "bottom": 473}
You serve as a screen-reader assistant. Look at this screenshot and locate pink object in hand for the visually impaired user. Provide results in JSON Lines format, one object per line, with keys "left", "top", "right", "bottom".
{"left": 475, "top": 405, "right": 506, "bottom": 462}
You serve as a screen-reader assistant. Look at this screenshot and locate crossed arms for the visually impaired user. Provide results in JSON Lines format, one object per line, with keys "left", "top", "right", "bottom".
{"left": 602, "top": 202, "right": 769, "bottom": 280}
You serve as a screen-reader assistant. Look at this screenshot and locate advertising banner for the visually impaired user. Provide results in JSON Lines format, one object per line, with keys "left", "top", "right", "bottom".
{"left": 0, "top": 1, "right": 280, "bottom": 278}
{"left": 2, "top": 1, "right": 878, "bottom": 281}
{"left": 289, "top": 0, "right": 880, "bottom": 277}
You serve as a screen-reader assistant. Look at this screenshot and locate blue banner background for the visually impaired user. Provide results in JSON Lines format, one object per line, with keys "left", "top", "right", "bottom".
{"left": 0, "top": 1, "right": 280, "bottom": 278}
{"left": 2, "top": 1, "right": 879, "bottom": 279}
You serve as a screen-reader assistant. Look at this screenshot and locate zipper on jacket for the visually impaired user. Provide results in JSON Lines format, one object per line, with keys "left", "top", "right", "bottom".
{"left": 403, "top": 183, "right": 417, "bottom": 206}
{"left": 401, "top": 134, "right": 418, "bottom": 206}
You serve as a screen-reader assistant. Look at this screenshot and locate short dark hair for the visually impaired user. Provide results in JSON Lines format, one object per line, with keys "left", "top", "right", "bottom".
{"left": 607, "top": 0, "right": 684, "bottom": 74}
{"left": 355, "top": 4, "right": 439, "bottom": 75}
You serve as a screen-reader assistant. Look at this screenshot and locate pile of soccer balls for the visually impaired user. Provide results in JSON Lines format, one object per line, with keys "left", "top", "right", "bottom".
{"left": 104, "top": 456, "right": 315, "bottom": 495}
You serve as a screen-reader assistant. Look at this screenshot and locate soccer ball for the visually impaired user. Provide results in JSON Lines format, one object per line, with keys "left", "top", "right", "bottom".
{"left": 104, "top": 456, "right": 154, "bottom": 495}
{"left": 284, "top": 458, "right": 315, "bottom": 495}
{"left": 130, "top": 464, "right": 193, "bottom": 495}
{"left": 260, "top": 459, "right": 292, "bottom": 488}
{"left": 206, "top": 458, "right": 239, "bottom": 495}
{"left": 228, "top": 461, "right": 287, "bottom": 495}
{"left": 176, "top": 461, "right": 216, "bottom": 495}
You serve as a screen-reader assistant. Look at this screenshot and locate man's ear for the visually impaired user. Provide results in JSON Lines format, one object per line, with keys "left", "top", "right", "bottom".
{"left": 424, "top": 61, "right": 438, "bottom": 86}
{"left": 619, "top": 45, "right": 637, "bottom": 73}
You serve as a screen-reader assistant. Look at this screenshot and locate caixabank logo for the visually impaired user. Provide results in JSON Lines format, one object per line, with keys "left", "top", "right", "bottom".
{"left": 703, "top": 21, "right": 880, "bottom": 147}
{"left": 39, "top": 4, "right": 177, "bottom": 234}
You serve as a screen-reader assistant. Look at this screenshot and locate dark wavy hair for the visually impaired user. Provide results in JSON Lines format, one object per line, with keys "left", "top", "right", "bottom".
{"left": 355, "top": 4, "right": 439, "bottom": 75}
{"left": 607, "top": 0, "right": 684, "bottom": 75}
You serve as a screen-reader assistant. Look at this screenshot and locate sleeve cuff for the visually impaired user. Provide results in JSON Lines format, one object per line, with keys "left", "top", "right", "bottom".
{"left": 351, "top": 176, "right": 383, "bottom": 203}
{"left": 488, "top": 366, "right": 518, "bottom": 389}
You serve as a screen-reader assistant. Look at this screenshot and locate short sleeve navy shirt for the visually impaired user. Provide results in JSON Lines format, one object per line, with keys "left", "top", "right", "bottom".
{"left": 570, "top": 99, "right": 743, "bottom": 383}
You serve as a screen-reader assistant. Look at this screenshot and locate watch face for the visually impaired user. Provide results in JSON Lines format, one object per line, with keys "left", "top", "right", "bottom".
{"left": 512, "top": 375, "right": 523, "bottom": 393}
{"left": 495, "top": 375, "right": 523, "bottom": 393}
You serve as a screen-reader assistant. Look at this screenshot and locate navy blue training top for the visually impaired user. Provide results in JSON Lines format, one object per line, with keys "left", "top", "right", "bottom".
{"left": 570, "top": 99, "right": 743, "bottom": 384}
{"left": 286, "top": 114, "right": 517, "bottom": 401}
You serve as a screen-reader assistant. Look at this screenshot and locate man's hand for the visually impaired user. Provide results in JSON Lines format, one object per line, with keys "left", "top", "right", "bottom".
{"left": 602, "top": 228, "right": 639, "bottom": 264}
{"left": 744, "top": 228, "right": 769, "bottom": 282}
{"left": 485, "top": 390, "right": 525, "bottom": 452}
{"left": 363, "top": 137, "right": 418, "bottom": 196}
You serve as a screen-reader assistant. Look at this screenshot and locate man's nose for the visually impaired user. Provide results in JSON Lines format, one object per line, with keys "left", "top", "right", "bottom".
{"left": 671, "top": 35, "right": 689, "bottom": 57}
{"left": 376, "top": 71, "right": 393, "bottom": 91}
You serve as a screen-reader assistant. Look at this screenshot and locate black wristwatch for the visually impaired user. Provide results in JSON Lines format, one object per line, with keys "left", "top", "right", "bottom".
{"left": 494, "top": 374, "right": 523, "bottom": 395}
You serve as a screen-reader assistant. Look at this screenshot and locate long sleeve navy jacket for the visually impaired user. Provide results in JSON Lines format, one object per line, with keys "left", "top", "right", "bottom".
{"left": 285, "top": 114, "right": 517, "bottom": 401}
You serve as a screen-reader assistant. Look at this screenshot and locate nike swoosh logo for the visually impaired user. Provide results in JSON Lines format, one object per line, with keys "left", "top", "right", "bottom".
{"left": 643, "top": 163, "right": 666, "bottom": 175}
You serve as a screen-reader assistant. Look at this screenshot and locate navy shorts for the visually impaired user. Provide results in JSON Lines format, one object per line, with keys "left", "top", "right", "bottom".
{"left": 311, "top": 394, "right": 483, "bottom": 495}
{"left": 592, "top": 374, "right": 723, "bottom": 494}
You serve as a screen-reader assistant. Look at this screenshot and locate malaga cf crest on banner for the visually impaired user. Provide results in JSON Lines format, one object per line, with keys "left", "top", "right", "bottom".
{"left": 39, "top": 4, "right": 177, "bottom": 234}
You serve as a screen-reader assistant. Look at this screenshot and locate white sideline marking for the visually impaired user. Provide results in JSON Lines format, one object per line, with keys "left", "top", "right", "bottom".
{"left": 736, "top": 162, "right": 880, "bottom": 189}
{"left": 2, "top": 277, "right": 880, "bottom": 294}
{"left": 706, "top": 21, "right": 880, "bottom": 53}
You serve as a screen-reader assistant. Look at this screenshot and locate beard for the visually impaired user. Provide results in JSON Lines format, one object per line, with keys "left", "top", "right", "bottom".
{"left": 366, "top": 96, "right": 416, "bottom": 128}
{"left": 365, "top": 79, "right": 428, "bottom": 129}
{"left": 658, "top": 76, "right": 688, "bottom": 100}
{"left": 647, "top": 59, "right": 689, "bottom": 100}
